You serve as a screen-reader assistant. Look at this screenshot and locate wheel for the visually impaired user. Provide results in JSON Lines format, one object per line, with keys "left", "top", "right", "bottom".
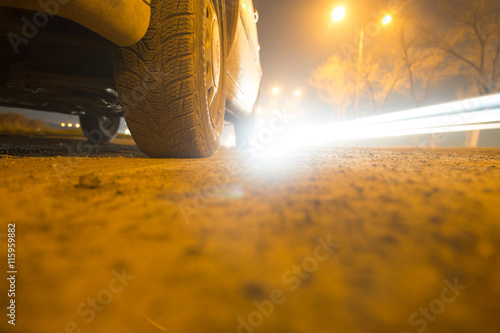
{"left": 113, "top": 0, "right": 226, "bottom": 158}
{"left": 79, "top": 115, "right": 120, "bottom": 144}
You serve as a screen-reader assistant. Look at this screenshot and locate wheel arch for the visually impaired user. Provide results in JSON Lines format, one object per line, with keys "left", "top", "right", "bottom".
{"left": 0, "top": 0, "right": 151, "bottom": 46}
{"left": 224, "top": 0, "right": 240, "bottom": 51}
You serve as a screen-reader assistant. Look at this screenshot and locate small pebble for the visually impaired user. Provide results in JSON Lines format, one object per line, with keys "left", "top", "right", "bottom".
{"left": 79, "top": 174, "right": 102, "bottom": 189}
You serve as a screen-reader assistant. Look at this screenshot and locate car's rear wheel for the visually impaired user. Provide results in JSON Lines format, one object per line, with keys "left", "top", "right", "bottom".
{"left": 79, "top": 115, "right": 120, "bottom": 144}
{"left": 113, "top": 0, "right": 226, "bottom": 158}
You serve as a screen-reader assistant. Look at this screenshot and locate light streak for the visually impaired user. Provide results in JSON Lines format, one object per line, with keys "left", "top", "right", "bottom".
{"left": 267, "top": 93, "right": 500, "bottom": 150}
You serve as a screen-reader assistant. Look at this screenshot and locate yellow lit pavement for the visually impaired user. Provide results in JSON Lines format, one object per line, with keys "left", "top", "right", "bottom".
{"left": 1, "top": 141, "right": 499, "bottom": 333}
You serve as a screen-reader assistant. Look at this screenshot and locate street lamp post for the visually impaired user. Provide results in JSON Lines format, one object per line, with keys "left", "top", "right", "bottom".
{"left": 332, "top": 7, "right": 392, "bottom": 118}
{"left": 354, "top": 21, "right": 365, "bottom": 118}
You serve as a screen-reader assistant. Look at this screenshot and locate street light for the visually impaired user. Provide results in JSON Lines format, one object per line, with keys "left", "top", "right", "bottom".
{"left": 332, "top": 6, "right": 346, "bottom": 22}
{"left": 382, "top": 15, "right": 392, "bottom": 25}
{"left": 332, "top": 8, "right": 393, "bottom": 117}
{"left": 272, "top": 87, "right": 280, "bottom": 95}
{"left": 294, "top": 90, "right": 302, "bottom": 97}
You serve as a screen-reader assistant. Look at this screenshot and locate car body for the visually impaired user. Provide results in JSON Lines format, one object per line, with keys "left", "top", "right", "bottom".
{"left": 0, "top": 0, "right": 262, "bottom": 157}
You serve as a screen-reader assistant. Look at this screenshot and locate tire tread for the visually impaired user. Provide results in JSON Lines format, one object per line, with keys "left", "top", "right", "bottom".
{"left": 114, "top": 0, "right": 222, "bottom": 157}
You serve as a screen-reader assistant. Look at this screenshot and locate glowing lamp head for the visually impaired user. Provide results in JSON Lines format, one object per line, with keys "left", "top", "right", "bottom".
{"left": 272, "top": 87, "right": 280, "bottom": 95}
{"left": 382, "top": 15, "right": 392, "bottom": 25}
{"left": 332, "top": 6, "right": 346, "bottom": 22}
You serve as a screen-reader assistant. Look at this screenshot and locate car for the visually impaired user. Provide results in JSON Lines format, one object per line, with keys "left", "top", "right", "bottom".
{"left": 0, "top": 0, "right": 262, "bottom": 157}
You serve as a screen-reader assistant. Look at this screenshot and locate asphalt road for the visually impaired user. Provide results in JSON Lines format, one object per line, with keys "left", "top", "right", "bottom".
{"left": 1, "top": 133, "right": 499, "bottom": 333}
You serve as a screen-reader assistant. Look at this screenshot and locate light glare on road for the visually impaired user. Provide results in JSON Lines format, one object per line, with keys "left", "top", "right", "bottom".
{"left": 224, "top": 134, "right": 236, "bottom": 147}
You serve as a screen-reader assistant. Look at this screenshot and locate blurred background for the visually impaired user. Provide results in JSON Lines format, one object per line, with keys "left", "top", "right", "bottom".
{"left": 1, "top": 0, "right": 500, "bottom": 147}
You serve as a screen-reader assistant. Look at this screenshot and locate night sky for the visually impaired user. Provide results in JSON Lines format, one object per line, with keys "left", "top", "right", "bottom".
{"left": 254, "top": 0, "right": 343, "bottom": 112}
{"left": 253, "top": 0, "right": 425, "bottom": 115}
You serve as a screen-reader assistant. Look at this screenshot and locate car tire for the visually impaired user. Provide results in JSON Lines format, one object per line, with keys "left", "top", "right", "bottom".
{"left": 113, "top": 0, "right": 226, "bottom": 158}
{"left": 79, "top": 115, "right": 120, "bottom": 144}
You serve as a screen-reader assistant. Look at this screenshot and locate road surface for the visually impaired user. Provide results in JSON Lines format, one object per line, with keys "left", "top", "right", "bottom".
{"left": 1, "top": 133, "right": 499, "bottom": 333}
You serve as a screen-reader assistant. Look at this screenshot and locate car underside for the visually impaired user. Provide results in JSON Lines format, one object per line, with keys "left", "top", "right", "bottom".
{"left": 0, "top": 0, "right": 261, "bottom": 157}
{"left": 0, "top": 7, "right": 121, "bottom": 117}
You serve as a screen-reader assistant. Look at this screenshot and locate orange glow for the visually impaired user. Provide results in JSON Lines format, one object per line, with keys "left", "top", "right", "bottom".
{"left": 332, "top": 6, "right": 346, "bottom": 22}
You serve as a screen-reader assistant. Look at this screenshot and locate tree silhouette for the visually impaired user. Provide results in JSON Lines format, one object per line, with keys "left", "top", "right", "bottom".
{"left": 309, "top": 56, "right": 357, "bottom": 121}
{"left": 396, "top": 19, "right": 455, "bottom": 106}
{"left": 423, "top": 0, "right": 500, "bottom": 96}
{"left": 310, "top": 15, "right": 449, "bottom": 118}
{"left": 420, "top": 0, "right": 500, "bottom": 146}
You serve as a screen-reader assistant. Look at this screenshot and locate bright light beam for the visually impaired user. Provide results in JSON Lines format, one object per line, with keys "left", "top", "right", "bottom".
{"left": 333, "top": 93, "right": 500, "bottom": 129}
{"left": 301, "top": 109, "right": 500, "bottom": 145}
{"left": 263, "top": 121, "right": 500, "bottom": 158}
{"left": 267, "top": 93, "right": 500, "bottom": 152}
